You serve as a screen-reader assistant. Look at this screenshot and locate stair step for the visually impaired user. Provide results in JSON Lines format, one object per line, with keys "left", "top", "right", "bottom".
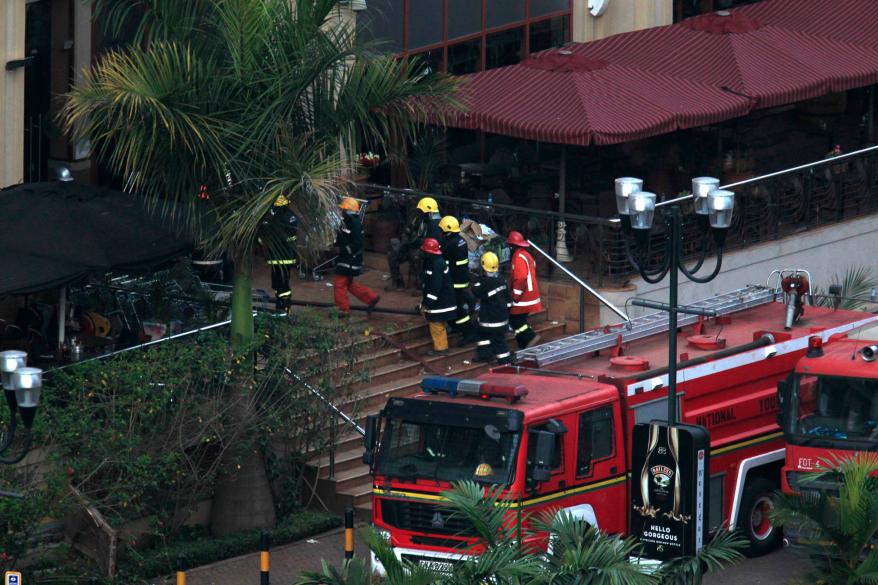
{"left": 309, "top": 444, "right": 367, "bottom": 478}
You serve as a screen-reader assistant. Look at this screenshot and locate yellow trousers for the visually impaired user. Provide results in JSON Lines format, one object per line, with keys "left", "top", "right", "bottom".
{"left": 428, "top": 321, "right": 449, "bottom": 351}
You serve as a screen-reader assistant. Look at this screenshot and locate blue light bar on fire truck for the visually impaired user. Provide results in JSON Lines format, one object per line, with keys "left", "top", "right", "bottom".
{"left": 420, "top": 376, "right": 528, "bottom": 403}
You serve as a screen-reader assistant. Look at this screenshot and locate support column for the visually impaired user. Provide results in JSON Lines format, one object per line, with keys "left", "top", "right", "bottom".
{"left": 1, "top": 0, "right": 26, "bottom": 188}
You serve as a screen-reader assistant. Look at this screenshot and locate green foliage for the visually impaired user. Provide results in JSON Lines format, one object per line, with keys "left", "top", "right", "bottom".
{"left": 118, "top": 510, "right": 340, "bottom": 582}
{"left": 813, "top": 266, "right": 878, "bottom": 311}
{"left": 0, "top": 477, "right": 67, "bottom": 571}
{"left": 297, "top": 482, "right": 746, "bottom": 585}
{"left": 771, "top": 453, "right": 878, "bottom": 585}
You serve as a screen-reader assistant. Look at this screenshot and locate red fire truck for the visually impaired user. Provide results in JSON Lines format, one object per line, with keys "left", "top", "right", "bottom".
{"left": 363, "top": 281, "right": 877, "bottom": 572}
{"left": 778, "top": 322, "right": 878, "bottom": 496}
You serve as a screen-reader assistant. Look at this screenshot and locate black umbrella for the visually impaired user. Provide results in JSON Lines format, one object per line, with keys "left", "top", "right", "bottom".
{"left": 0, "top": 180, "right": 193, "bottom": 295}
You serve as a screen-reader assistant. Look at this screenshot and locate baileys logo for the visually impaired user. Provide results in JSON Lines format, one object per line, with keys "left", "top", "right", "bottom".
{"left": 651, "top": 465, "right": 674, "bottom": 488}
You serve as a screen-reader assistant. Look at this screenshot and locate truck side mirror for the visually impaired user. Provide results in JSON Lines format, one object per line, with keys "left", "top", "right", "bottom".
{"left": 776, "top": 380, "right": 789, "bottom": 427}
{"left": 530, "top": 430, "right": 555, "bottom": 483}
{"left": 362, "top": 414, "right": 379, "bottom": 466}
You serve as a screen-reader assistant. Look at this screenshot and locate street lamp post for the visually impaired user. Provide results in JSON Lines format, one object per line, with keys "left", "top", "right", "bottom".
{"left": 0, "top": 350, "right": 42, "bottom": 465}
{"left": 615, "top": 177, "right": 735, "bottom": 425}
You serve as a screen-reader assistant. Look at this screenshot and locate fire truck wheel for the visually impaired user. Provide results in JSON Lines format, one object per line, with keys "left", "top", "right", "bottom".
{"left": 738, "top": 477, "right": 782, "bottom": 556}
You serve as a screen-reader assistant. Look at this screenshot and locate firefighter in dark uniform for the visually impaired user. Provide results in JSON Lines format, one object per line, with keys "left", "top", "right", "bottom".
{"left": 419, "top": 237, "right": 457, "bottom": 356}
{"left": 259, "top": 195, "right": 298, "bottom": 310}
{"left": 386, "top": 197, "right": 442, "bottom": 291}
{"left": 472, "top": 251, "right": 513, "bottom": 365}
{"left": 439, "top": 215, "right": 477, "bottom": 345}
{"left": 334, "top": 197, "right": 380, "bottom": 316}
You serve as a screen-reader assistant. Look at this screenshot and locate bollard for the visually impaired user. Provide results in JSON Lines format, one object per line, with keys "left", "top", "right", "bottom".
{"left": 176, "top": 555, "right": 186, "bottom": 585}
{"left": 344, "top": 507, "right": 355, "bottom": 559}
{"left": 260, "top": 531, "right": 271, "bottom": 585}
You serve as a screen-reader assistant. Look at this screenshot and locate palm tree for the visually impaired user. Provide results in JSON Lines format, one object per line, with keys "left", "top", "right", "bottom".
{"left": 813, "top": 266, "right": 877, "bottom": 311}
{"left": 62, "top": 0, "right": 458, "bottom": 533}
{"left": 296, "top": 482, "right": 743, "bottom": 585}
{"left": 771, "top": 453, "right": 878, "bottom": 585}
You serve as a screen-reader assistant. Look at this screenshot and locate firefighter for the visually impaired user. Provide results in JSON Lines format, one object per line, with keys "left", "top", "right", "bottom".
{"left": 334, "top": 197, "right": 380, "bottom": 317}
{"left": 472, "top": 251, "right": 512, "bottom": 365}
{"left": 419, "top": 237, "right": 457, "bottom": 356}
{"left": 386, "top": 197, "right": 442, "bottom": 291}
{"left": 507, "top": 230, "right": 542, "bottom": 349}
{"left": 439, "top": 215, "right": 477, "bottom": 345}
{"left": 260, "top": 195, "right": 298, "bottom": 311}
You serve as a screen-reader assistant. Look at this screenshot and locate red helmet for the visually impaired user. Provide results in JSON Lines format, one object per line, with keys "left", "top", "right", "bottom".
{"left": 421, "top": 237, "right": 442, "bottom": 255}
{"left": 506, "top": 231, "right": 529, "bottom": 247}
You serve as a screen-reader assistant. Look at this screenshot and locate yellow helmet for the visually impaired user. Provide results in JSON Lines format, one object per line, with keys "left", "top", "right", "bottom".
{"left": 339, "top": 197, "right": 360, "bottom": 212}
{"left": 274, "top": 195, "right": 290, "bottom": 207}
{"left": 481, "top": 251, "right": 499, "bottom": 273}
{"left": 474, "top": 463, "right": 494, "bottom": 478}
{"left": 416, "top": 197, "right": 439, "bottom": 214}
{"left": 439, "top": 216, "right": 460, "bottom": 233}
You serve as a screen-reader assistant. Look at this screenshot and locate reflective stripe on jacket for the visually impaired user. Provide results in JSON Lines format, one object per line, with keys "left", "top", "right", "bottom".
{"left": 509, "top": 248, "right": 542, "bottom": 314}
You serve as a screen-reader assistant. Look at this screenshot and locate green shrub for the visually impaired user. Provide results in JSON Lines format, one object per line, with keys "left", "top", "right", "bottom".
{"left": 118, "top": 510, "right": 340, "bottom": 582}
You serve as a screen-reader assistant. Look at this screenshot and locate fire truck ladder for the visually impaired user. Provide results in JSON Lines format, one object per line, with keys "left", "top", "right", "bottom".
{"left": 516, "top": 285, "right": 777, "bottom": 367}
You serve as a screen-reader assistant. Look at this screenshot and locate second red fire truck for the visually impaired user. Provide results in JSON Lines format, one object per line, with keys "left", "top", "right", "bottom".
{"left": 363, "top": 276, "right": 877, "bottom": 572}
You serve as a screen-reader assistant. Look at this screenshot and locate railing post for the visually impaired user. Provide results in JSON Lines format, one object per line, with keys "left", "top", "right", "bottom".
{"left": 260, "top": 531, "right": 271, "bottom": 585}
{"left": 329, "top": 417, "right": 337, "bottom": 481}
{"left": 345, "top": 507, "right": 355, "bottom": 560}
{"left": 176, "top": 555, "right": 186, "bottom": 585}
{"left": 579, "top": 288, "right": 586, "bottom": 333}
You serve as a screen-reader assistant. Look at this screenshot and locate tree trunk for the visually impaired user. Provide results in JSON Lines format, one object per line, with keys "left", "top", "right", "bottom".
{"left": 210, "top": 259, "right": 276, "bottom": 535}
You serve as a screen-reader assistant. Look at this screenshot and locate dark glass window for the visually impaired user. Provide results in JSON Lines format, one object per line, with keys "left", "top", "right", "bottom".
{"left": 448, "top": 0, "right": 482, "bottom": 40}
{"left": 448, "top": 38, "right": 482, "bottom": 75}
{"left": 408, "top": 0, "right": 443, "bottom": 49}
{"left": 486, "top": 27, "right": 524, "bottom": 70}
{"left": 358, "top": 0, "right": 404, "bottom": 53}
{"left": 531, "top": 0, "right": 570, "bottom": 17}
{"left": 487, "top": 0, "right": 525, "bottom": 29}
{"left": 576, "top": 407, "right": 614, "bottom": 476}
{"left": 529, "top": 15, "right": 570, "bottom": 53}
{"left": 411, "top": 48, "right": 445, "bottom": 77}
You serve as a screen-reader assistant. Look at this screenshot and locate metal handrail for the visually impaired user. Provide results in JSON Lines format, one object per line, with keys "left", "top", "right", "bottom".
{"left": 284, "top": 367, "right": 365, "bottom": 437}
{"left": 527, "top": 239, "right": 630, "bottom": 323}
{"left": 610, "top": 143, "right": 878, "bottom": 219}
{"left": 360, "top": 182, "right": 616, "bottom": 227}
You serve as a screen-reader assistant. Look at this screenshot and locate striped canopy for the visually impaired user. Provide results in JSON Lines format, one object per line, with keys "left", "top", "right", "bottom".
{"left": 449, "top": 0, "right": 878, "bottom": 145}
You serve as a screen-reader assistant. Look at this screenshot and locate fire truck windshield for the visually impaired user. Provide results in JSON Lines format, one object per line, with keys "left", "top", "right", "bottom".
{"left": 376, "top": 418, "right": 520, "bottom": 485}
{"left": 786, "top": 374, "right": 878, "bottom": 447}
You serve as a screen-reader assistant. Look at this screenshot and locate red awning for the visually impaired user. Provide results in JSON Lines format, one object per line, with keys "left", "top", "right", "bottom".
{"left": 448, "top": 0, "right": 878, "bottom": 145}
{"left": 454, "top": 51, "right": 752, "bottom": 146}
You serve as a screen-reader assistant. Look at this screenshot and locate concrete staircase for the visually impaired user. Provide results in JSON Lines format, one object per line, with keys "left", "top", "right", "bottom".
{"left": 305, "top": 311, "right": 567, "bottom": 515}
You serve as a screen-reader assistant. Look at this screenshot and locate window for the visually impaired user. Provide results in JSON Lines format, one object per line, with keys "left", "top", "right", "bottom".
{"left": 411, "top": 48, "right": 445, "bottom": 76}
{"left": 486, "top": 27, "right": 524, "bottom": 70}
{"left": 448, "top": 0, "right": 482, "bottom": 40}
{"left": 358, "top": 0, "right": 404, "bottom": 53}
{"left": 529, "top": 15, "right": 569, "bottom": 54}
{"left": 531, "top": 0, "right": 569, "bottom": 17}
{"left": 357, "top": 1, "right": 571, "bottom": 73}
{"left": 408, "top": 0, "right": 443, "bottom": 49}
{"left": 487, "top": 0, "right": 525, "bottom": 29}
{"left": 449, "top": 38, "right": 482, "bottom": 75}
{"left": 576, "top": 406, "right": 614, "bottom": 476}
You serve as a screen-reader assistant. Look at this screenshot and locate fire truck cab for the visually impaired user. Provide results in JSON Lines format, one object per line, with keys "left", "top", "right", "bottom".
{"left": 779, "top": 325, "right": 878, "bottom": 495}
{"left": 364, "top": 283, "right": 877, "bottom": 572}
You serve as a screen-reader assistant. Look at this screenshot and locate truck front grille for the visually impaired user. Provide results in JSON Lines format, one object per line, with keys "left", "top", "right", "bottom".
{"left": 380, "top": 499, "right": 476, "bottom": 536}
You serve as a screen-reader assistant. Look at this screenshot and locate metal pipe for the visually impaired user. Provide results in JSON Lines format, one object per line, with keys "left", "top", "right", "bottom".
{"left": 608, "top": 144, "right": 878, "bottom": 222}
{"left": 47, "top": 317, "right": 238, "bottom": 373}
{"left": 527, "top": 239, "right": 630, "bottom": 322}
{"left": 624, "top": 334, "right": 775, "bottom": 384}
{"left": 667, "top": 207, "right": 680, "bottom": 425}
{"left": 284, "top": 368, "right": 365, "bottom": 436}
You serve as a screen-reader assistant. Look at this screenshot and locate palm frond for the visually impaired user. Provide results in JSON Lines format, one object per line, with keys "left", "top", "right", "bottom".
{"left": 813, "top": 265, "right": 877, "bottom": 310}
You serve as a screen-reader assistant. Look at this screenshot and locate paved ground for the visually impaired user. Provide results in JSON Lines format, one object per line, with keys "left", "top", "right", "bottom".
{"left": 165, "top": 526, "right": 810, "bottom": 585}
{"left": 159, "top": 527, "right": 364, "bottom": 585}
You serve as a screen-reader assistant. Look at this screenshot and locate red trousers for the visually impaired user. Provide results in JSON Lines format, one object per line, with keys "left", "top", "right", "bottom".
{"left": 334, "top": 274, "right": 378, "bottom": 313}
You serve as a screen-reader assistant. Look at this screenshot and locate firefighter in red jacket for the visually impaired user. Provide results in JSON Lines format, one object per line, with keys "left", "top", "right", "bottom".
{"left": 507, "top": 230, "right": 542, "bottom": 349}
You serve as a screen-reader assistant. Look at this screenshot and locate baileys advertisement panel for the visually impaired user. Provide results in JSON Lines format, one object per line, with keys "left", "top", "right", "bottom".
{"left": 630, "top": 422, "right": 709, "bottom": 560}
